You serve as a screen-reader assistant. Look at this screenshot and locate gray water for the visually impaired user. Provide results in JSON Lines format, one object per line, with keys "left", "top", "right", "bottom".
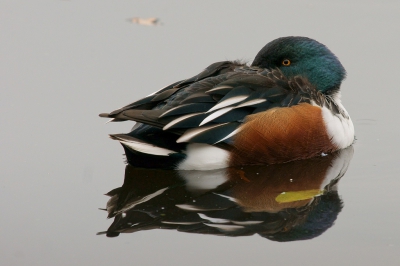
{"left": 1, "top": 1, "right": 399, "bottom": 265}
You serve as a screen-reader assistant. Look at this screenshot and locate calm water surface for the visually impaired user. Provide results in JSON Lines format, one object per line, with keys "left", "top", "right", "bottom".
{"left": 1, "top": 1, "right": 399, "bottom": 265}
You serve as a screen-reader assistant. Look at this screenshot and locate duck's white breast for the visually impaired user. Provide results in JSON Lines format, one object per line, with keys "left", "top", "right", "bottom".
{"left": 319, "top": 93, "right": 355, "bottom": 149}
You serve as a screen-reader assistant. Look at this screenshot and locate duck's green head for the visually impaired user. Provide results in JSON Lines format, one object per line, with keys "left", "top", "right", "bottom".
{"left": 252, "top": 36, "right": 346, "bottom": 93}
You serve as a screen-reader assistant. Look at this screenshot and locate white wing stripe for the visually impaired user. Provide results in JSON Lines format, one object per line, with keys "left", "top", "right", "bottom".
{"left": 214, "top": 127, "right": 242, "bottom": 144}
{"left": 199, "top": 107, "right": 234, "bottom": 126}
{"left": 205, "top": 85, "right": 233, "bottom": 93}
{"left": 163, "top": 112, "right": 202, "bottom": 130}
{"left": 235, "top": 99, "right": 266, "bottom": 108}
{"left": 119, "top": 140, "right": 175, "bottom": 156}
{"left": 206, "top": 95, "right": 248, "bottom": 113}
{"left": 159, "top": 104, "right": 186, "bottom": 117}
{"left": 176, "top": 123, "right": 229, "bottom": 143}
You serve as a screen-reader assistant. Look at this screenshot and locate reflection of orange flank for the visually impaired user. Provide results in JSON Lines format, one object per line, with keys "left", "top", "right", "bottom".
{"left": 228, "top": 150, "right": 344, "bottom": 212}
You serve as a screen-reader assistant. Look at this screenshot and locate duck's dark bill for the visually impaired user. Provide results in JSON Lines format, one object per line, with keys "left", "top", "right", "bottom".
{"left": 98, "top": 147, "right": 353, "bottom": 241}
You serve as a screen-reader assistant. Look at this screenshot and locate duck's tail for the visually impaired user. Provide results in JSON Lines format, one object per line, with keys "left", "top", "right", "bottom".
{"left": 109, "top": 133, "right": 186, "bottom": 169}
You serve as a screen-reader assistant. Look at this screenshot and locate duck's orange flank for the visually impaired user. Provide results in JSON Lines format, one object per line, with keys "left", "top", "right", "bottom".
{"left": 230, "top": 103, "right": 337, "bottom": 166}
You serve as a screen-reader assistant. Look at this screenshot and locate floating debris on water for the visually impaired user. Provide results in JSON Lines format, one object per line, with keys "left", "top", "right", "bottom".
{"left": 128, "top": 17, "right": 162, "bottom": 26}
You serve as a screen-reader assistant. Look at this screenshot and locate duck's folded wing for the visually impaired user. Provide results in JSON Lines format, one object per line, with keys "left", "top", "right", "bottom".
{"left": 99, "top": 61, "right": 240, "bottom": 119}
{"left": 101, "top": 64, "right": 318, "bottom": 145}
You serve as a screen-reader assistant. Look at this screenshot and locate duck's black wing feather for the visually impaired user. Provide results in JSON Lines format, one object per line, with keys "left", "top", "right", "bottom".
{"left": 100, "top": 62, "right": 326, "bottom": 145}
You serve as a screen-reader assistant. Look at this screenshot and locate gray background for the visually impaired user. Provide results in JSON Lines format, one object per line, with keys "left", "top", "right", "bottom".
{"left": 1, "top": 0, "right": 399, "bottom": 265}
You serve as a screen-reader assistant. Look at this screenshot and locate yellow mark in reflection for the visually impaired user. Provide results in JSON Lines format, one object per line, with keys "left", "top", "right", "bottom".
{"left": 275, "top": 189, "right": 323, "bottom": 203}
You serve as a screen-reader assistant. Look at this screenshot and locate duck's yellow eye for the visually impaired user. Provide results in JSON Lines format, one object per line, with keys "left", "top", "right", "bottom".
{"left": 282, "top": 59, "right": 291, "bottom": 66}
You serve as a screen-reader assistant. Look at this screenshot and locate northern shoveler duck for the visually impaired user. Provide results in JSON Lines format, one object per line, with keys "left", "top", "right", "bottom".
{"left": 100, "top": 36, "right": 354, "bottom": 170}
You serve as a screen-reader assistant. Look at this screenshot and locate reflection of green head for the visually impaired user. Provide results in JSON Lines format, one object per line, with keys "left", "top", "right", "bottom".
{"left": 252, "top": 37, "right": 346, "bottom": 93}
{"left": 260, "top": 190, "right": 343, "bottom": 242}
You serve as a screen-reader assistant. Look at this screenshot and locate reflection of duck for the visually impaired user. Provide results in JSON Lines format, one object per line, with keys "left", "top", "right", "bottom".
{"left": 100, "top": 36, "right": 354, "bottom": 170}
{"left": 99, "top": 146, "right": 353, "bottom": 241}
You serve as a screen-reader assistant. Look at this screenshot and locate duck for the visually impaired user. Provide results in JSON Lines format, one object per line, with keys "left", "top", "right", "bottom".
{"left": 100, "top": 36, "right": 355, "bottom": 170}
